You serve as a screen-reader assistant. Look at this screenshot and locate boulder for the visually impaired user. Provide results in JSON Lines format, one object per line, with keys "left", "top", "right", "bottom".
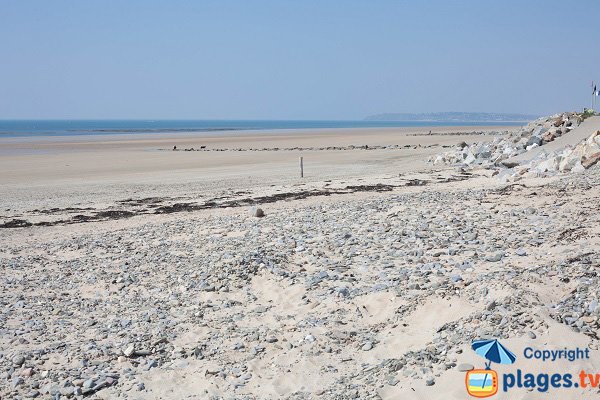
{"left": 559, "top": 148, "right": 582, "bottom": 171}
{"left": 572, "top": 162, "right": 585, "bottom": 173}
{"left": 533, "top": 156, "right": 559, "bottom": 173}
{"left": 463, "top": 151, "right": 476, "bottom": 165}
{"left": 542, "top": 131, "right": 557, "bottom": 143}
{"left": 526, "top": 136, "right": 543, "bottom": 147}
{"left": 582, "top": 152, "right": 600, "bottom": 169}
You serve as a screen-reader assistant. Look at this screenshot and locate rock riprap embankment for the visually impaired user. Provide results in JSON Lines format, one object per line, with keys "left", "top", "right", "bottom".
{"left": 510, "top": 129, "right": 600, "bottom": 178}
{"left": 432, "top": 112, "right": 600, "bottom": 181}
{"left": 431, "top": 112, "right": 581, "bottom": 167}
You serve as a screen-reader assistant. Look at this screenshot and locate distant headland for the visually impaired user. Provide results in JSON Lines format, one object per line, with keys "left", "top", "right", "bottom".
{"left": 364, "top": 112, "right": 538, "bottom": 122}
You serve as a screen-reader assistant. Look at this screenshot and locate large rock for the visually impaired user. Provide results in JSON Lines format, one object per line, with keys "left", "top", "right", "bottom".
{"left": 526, "top": 136, "right": 543, "bottom": 147}
{"left": 533, "top": 155, "right": 560, "bottom": 173}
{"left": 463, "top": 151, "right": 477, "bottom": 165}
{"left": 582, "top": 152, "right": 600, "bottom": 169}
{"left": 542, "top": 131, "right": 557, "bottom": 143}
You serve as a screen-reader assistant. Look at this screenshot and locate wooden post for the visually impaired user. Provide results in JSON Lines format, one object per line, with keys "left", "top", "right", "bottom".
{"left": 300, "top": 156, "right": 304, "bottom": 178}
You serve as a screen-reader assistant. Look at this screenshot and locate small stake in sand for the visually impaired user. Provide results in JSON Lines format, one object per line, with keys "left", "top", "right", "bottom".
{"left": 300, "top": 156, "right": 304, "bottom": 178}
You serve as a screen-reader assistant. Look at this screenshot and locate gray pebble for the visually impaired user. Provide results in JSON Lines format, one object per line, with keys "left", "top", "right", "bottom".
{"left": 457, "top": 363, "right": 474, "bottom": 372}
{"left": 362, "top": 341, "right": 374, "bottom": 351}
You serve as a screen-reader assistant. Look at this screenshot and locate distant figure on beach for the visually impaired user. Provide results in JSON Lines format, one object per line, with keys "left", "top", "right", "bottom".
{"left": 173, "top": 146, "right": 177, "bottom": 151}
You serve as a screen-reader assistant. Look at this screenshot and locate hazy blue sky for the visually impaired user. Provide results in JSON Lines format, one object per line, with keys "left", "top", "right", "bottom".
{"left": 1, "top": 0, "right": 599, "bottom": 119}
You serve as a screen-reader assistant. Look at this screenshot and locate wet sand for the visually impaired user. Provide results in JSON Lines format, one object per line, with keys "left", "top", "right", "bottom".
{"left": 0, "top": 126, "right": 507, "bottom": 189}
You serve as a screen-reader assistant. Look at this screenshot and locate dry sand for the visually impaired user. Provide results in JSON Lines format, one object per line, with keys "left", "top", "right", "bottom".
{"left": 2, "top": 125, "right": 600, "bottom": 399}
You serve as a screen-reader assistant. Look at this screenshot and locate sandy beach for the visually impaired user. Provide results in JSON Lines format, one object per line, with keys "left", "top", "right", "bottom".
{"left": 2, "top": 124, "right": 600, "bottom": 399}
{"left": 0, "top": 126, "right": 506, "bottom": 212}
{"left": 4, "top": 0, "right": 600, "bottom": 398}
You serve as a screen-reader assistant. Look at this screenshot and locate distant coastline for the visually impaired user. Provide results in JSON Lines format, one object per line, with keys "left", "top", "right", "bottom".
{"left": 364, "top": 112, "right": 538, "bottom": 122}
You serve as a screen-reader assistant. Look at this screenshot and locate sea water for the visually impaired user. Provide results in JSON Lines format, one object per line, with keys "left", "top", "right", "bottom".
{"left": 0, "top": 120, "right": 524, "bottom": 138}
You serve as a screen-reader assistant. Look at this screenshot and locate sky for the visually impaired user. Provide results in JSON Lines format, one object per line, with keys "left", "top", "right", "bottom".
{"left": 1, "top": 0, "right": 599, "bottom": 120}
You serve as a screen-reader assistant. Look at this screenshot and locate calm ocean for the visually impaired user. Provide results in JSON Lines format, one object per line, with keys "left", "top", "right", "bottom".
{"left": 0, "top": 120, "right": 524, "bottom": 138}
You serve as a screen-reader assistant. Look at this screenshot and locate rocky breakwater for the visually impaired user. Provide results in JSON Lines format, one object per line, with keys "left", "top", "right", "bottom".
{"left": 431, "top": 112, "right": 581, "bottom": 168}
{"left": 431, "top": 112, "right": 600, "bottom": 181}
{"left": 512, "top": 129, "right": 600, "bottom": 179}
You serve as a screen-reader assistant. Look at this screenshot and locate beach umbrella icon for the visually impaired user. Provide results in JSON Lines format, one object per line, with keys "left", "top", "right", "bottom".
{"left": 472, "top": 339, "right": 516, "bottom": 368}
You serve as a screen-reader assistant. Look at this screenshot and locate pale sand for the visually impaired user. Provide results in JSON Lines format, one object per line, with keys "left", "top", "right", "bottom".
{"left": 4, "top": 125, "right": 600, "bottom": 399}
{"left": 0, "top": 126, "right": 506, "bottom": 211}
